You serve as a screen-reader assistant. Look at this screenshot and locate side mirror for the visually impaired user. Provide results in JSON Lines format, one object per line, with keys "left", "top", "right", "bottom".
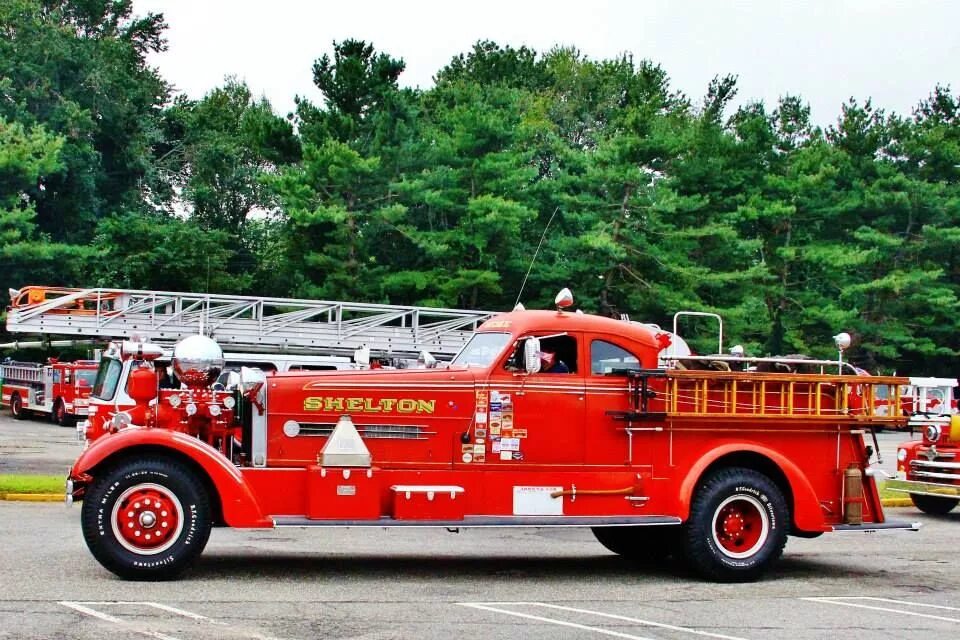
{"left": 524, "top": 338, "right": 541, "bottom": 374}
{"left": 419, "top": 350, "right": 437, "bottom": 368}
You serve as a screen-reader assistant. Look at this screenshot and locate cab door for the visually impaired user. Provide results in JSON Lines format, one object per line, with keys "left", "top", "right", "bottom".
{"left": 584, "top": 337, "right": 666, "bottom": 469}
{"left": 479, "top": 332, "right": 585, "bottom": 466}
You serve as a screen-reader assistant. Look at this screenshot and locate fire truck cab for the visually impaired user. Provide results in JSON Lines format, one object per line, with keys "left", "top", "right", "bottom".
{"left": 66, "top": 294, "right": 917, "bottom": 583}
{"left": 1, "top": 359, "right": 99, "bottom": 425}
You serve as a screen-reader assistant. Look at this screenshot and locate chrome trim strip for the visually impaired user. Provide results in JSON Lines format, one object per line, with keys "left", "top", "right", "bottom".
{"left": 912, "top": 470, "right": 960, "bottom": 480}
{"left": 911, "top": 459, "right": 960, "bottom": 468}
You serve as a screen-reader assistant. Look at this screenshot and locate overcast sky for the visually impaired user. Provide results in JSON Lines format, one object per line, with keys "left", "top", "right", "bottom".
{"left": 133, "top": 0, "right": 959, "bottom": 127}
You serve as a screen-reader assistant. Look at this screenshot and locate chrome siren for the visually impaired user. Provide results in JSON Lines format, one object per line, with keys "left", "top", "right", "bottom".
{"left": 172, "top": 335, "right": 225, "bottom": 388}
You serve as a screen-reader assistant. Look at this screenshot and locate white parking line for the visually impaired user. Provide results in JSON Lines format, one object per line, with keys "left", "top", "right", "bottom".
{"left": 842, "top": 597, "right": 960, "bottom": 612}
{"left": 58, "top": 602, "right": 181, "bottom": 640}
{"left": 58, "top": 601, "right": 286, "bottom": 640}
{"left": 802, "top": 597, "right": 960, "bottom": 624}
{"left": 457, "top": 602, "right": 751, "bottom": 640}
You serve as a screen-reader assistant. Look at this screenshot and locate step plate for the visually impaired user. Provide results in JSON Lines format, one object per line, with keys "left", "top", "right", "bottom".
{"left": 831, "top": 519, "right": 922, "bottom": 532}
{"left": 273, "top": 515, "right": 683, "bottom": 528}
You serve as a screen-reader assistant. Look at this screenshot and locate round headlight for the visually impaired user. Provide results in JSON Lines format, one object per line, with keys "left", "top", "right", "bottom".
{"left": 897, "top": 448, "right": 907, "bottom": 462}
{"left": 208, "top": 404, "right": 222, "bottom": 417}
{"left": 925, "top": 424, "right": 942, "bottom": 443}
{"left": 168, "top": 394, "right": 182, "bottom": 408}
{"left": 185, "top": 402, "right": 198, "bottom": 416}
{"left": 222, "top": 396, "right": 236, "bottom": 410}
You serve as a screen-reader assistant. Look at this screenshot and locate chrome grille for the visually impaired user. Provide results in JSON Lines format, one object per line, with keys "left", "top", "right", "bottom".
{"left": 910, "top": 453, "right": 960, "bottom": 483}
{"left": 297, "top": 423, "right": 433, "bottom": 440}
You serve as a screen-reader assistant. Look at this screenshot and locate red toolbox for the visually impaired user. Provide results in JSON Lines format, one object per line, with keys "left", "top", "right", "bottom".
{"left": 306, "top": 466, "right": 381, "bottom": 520}
{"left": 390, "top": 485, "right": 466, "bottom": 520}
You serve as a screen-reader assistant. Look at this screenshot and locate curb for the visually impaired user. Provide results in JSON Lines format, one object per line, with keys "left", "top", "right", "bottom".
{"left": 0, "top": 492, "right": 63, "bottom": 502}
{"left": 881, "top": 497, "right": 914, "bottom": 507}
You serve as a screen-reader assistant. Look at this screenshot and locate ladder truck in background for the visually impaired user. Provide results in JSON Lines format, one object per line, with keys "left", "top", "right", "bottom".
{"left": 0, "top": 359, "right": 99, "bottom": 425}
{"left": 3, "top": 285, "right": 494, "bottom": 431}
{"left": 5, "top": 285, "right": 494, "bottom": 360}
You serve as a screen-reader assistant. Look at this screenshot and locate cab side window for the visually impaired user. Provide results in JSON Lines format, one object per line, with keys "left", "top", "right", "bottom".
{"left": 504, "top": 334, "right": 578, "bottom": 373}
{"left": 591, "top": 340, "right": 640, "bottom": 376}
{"left": 537, "top": 335, "right": 577, "bottom": 374}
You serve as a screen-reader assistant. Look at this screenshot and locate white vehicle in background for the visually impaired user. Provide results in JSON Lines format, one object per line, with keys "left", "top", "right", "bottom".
{"left": 901, "top": 377, "right": 958, "bottom": 428}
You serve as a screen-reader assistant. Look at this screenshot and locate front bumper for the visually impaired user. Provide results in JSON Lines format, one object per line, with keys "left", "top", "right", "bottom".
{"left": 885, "top": 478, "right": 960, "bottom": 499}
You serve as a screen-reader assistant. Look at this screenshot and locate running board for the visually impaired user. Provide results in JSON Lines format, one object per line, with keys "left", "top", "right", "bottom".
{"left": 273, "top": 515, "right": 682, "bottom": 528}
{"left": 831, "top": 520, "right": 922, "bottom": 532}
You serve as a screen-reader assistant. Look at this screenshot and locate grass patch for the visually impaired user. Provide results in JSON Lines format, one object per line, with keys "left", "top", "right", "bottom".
{"left": 0, "top": 474, "right": 63, "bottom": 494}
{"left": 878, "top": 480, "right": 911, "bottom": 502}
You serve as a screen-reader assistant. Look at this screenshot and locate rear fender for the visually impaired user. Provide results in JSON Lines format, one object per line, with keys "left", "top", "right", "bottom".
{"left": 677, "top": 443, "right": 824, "bottom": 532}
{"left": 70, "top": 427, "right": 271, "bottom": 528}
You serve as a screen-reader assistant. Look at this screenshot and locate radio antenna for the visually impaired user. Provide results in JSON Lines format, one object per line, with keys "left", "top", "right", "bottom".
{"left": 514, "top": 207, "right": 560, "bottom": 308}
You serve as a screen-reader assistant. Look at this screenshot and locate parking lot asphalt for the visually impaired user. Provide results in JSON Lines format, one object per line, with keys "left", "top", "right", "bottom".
{"left": 0, "top": 501, "right": 958, "bottom": 640}
{"left": 0, "top": 412, "right": 81, "bottom": 475}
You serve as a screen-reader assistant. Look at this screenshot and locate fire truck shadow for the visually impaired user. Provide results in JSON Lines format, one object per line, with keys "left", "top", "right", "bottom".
{"left": 193, "top": 553, "right": 693, "bottom": 581}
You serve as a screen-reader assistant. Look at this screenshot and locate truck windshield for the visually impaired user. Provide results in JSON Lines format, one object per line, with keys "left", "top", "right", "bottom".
{"left": 92, "top": 358, "right": 123, "bottom": 400}
{"left": 451, "top": 332, "right": 511, "bottom": 367}
{"left": 75, "top": 370, "right": 97, "bottom": 387}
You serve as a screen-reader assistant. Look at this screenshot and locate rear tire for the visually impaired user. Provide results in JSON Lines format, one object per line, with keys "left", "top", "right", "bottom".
{"left": 592, "top": 525, "right": 683, "bottom": 565}
{"left": 910, "top": 493, "right": 959, "bottom": 515}
{"left": 10, "top": 393, "right": 27, "bottom": 420}
{"left": 81, "top": 457, "right": 212, "bottom": 580}
{"left": 682, "top": 467, "right": 789, "bottom": 582}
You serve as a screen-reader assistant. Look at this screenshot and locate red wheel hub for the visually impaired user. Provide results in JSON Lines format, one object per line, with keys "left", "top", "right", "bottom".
{"left": 714, "top": 498, "right": 764, "bottom": 555}
{"left": 112, "top": 484, "right": 182, "bottom": 554}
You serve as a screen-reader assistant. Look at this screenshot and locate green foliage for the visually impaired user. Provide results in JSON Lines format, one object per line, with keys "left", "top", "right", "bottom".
{"left": 0, "top": 117, "right": 88, "bottom": 300}
{"left": 0, "top": 0, "right": 169, "bottom": 241}
{"left": 89, "top": 213, "right": 247, "bottom": 293}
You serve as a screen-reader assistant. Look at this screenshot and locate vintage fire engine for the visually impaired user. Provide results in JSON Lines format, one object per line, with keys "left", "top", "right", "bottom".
{"left": 0, "top": 359, "right": 99, "bottom": 425}
{"left": 886, "top": 377, "right": 960, "bottom": 514}
{"left": 66, "top": 291, "right": 917, "bottom": 582}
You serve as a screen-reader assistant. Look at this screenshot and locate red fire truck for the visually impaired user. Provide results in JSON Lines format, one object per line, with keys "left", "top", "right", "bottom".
{"left": 66, "top": 293, "right": 917, "bottom": 582}
{"left": 0, "top": 359, "right": 99, "bottom": 425}
{"left": 887, "top": 378, "right": 960, "bottom": 514}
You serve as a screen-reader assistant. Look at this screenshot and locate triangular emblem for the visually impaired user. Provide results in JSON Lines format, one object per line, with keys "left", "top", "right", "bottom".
{"left": 319, "top": 416, "right": 372, "bottom": 467}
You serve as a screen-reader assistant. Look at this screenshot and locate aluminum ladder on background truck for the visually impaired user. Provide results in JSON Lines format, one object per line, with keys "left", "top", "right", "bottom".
{"left": 0, "top": 362, "right": 45, "bottom": 384}
{"left": 5, "top": 287, "right": 495, "bottom": 359}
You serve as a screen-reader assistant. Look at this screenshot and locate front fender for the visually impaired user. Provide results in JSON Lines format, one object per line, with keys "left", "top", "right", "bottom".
{"left": 70, "top": 427, "right": 272, "bottom": 528}
{"left": 677, "top": 442, "right": 824, "bottom": 532}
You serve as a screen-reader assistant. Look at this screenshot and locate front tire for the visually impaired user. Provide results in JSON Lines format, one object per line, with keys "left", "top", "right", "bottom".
{"left": 53, "top": 399, "right": 71, "bottom": 427}
{"left": 592, "top": 526, "right": 683, "bottom": 565}
{"left": 910, "top": 493, "right": 959, "bottom": 515}
{"left": 10, "top": 393, "right": 27, "bottom": 419}
{"left": 81, "top": 457, "right": 212, "bottom": 580}
{"left": 683, "top": 467, "right": 788, "bottom": 582}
